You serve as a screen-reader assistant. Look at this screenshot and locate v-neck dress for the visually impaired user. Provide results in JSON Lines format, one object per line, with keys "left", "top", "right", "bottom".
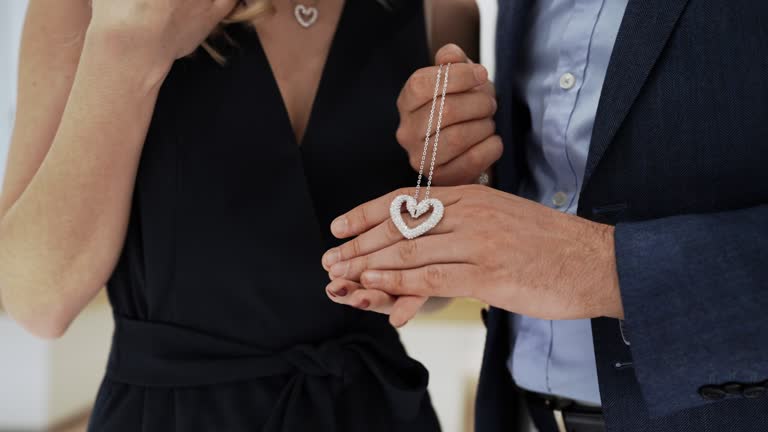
{"left": 87, "top": 1, "right": 441, "bottom": 431}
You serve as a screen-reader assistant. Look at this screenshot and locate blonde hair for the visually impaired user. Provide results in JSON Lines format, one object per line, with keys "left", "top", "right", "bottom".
{"left": 202, "top": 0, "right": 275, "bottom": 64}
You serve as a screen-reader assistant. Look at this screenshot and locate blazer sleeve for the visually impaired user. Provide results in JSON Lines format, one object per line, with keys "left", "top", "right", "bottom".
{"left": 614, "top": 204, "right": 768, "bottom": 418}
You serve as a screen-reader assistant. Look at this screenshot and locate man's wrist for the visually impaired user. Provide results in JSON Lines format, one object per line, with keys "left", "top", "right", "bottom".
{"left": 596, "top": 224, "right": 624, "bottom": 319}
{"left": 576, "top": 222, "right": 624, "bottom": 319}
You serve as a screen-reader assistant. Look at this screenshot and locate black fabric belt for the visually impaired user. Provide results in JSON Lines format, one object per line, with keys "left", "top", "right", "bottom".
{"left": 106, "top": 315, "right": 429, "bottom": 432}
{"left": 524, "top": 390, "right": 606, "bottom": 432}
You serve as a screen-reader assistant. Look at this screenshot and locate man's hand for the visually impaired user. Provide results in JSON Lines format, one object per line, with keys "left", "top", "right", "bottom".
{"left": 396, "top": 44, "right": 501, "bottom": 186}
{"left": 322, "top": 186, "right": 624, "bottom": 326}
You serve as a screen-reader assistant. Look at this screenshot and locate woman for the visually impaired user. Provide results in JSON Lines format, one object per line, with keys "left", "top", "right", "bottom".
{"left": 0, "top": 0, "right": 483, "bottom": 430}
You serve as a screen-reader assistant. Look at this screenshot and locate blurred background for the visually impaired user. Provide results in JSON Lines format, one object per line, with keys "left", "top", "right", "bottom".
{"left": 0, "top": 1, "right": 498, "bottom": 431}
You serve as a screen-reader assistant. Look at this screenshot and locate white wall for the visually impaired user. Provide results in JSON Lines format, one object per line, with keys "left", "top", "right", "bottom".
{"left": 0, "top": 319, "right": 49, "bottom": 430}
{"left": 477, "top": 0, "right": 498, "bottom": 80}
{"left": 0, "top": 0, "right": 27, "bottom": 184}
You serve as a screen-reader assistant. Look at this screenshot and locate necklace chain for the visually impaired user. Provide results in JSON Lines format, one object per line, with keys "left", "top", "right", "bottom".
{"left": 413, "top": 63, "right": 451, "bottom": 202}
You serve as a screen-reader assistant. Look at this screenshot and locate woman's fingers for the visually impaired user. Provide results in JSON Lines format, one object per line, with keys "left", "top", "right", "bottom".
{"left": 325, "top": 278, "right": 428, "bottom": 326}
{"left": 326, "top": 279, "right": 396, "bottom": 315}
{"left": 390, "top": 296, "right": 429, "bottom": 328}
{"left": 211, "top": 0, "right": 239, "bottom": 19}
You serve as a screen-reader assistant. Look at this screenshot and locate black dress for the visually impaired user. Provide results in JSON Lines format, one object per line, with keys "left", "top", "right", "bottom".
{"left": 87, "top": 1, "right": 441, "bottom": 431}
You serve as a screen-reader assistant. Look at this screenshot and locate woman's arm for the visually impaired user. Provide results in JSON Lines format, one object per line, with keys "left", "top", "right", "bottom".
{"left": 425, "top": 0, "right": 480, "bottom": 61}
{"left": 0, "top": 1, "right": 162, "bottom": 339}
{"left": 0, "top": 0, "right": 236, "bottom": 339}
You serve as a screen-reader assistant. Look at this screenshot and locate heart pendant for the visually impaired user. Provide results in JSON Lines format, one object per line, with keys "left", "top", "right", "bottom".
{"left": 294, "top": 4, "right": 319, "bottom": 28}
{"left": 390, "top": 195, "right": 445, "bottom": 240}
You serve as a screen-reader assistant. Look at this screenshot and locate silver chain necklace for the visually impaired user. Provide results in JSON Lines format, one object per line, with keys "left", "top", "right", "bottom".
{"left": 390, "top": 63, "right": 451, "bottom": 240}
{"left": 290, "top": 0, "right": 320, "bottom": 28}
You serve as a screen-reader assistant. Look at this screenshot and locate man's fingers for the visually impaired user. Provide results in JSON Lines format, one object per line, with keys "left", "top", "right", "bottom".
{"left": 434, "top": 43, "right": 471, "bottom": 65}
{"left": 397, "top": 63, "right": 490, "bottom": 112}
{"left": 323, "top": 218, "right": 405, "bottom": 270}
{"left": 390, "top": 296, "right": 429, "bottom": 328}
{"left": 329, "top": 234, "right": 472, "bottom": 283}
{"left": 360, "top": 264, "right": 479, "bottom": 298}
{"left": 431, "top": 135, "right": 503, "bottom": 185}
{"left": 330, "top": 187, "right": 463, "bottom": 239}
{"left": 402, "top": 91, "right": 497, "bottom": 145}
{"left": 330, "top": 189, "right": 410, "bottom": 239}
{"left": 323, "top": 206, "right": 457, "bottom": 270}
{"left": 407, "top": 118, "right": 496, "bottom": 167}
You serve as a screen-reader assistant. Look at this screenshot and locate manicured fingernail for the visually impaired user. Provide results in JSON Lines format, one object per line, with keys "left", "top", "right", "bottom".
{"left": 358, "top": 299, "right": 371, "bottom": 310}
{"left": 331, "top": 216, "right": 348, "bottom": 236}
{"left": 491, "top": 97, "right": 498, "bottom": 112}
{"left": 474, "top": 64, "right": 488, "bottom": 82}
{"left": 362, "top": 271, "right": 382, "bottom": 287}
{"left": 327, "top": 289, "right": 337, "bottom": 298}
{"left": 330, "top": 261, "right": 349, "bottom": 278}
{"left": 323, "top": 249, "right": 340, "bottom": 268}
{"left": 336, "top": 287, "right": 348, "bottom": 297}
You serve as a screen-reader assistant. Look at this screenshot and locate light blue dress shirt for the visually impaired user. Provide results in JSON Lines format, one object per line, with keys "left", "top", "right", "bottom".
{"left": 507, "top": 0, "right": 629, "bottom": 406}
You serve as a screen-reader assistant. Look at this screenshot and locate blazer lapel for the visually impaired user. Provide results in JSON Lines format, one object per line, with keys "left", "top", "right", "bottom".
{"left": 582, "top": 0, "right": 690, "bottom": 189}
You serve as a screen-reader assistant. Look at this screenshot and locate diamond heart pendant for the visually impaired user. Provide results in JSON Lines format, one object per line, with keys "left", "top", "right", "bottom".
{"left": 294, "top": 4, "right": 319, "bottom": 28}
{"left": 388, "top": 64, "right": 451, "bottom": 240}
{"left": 390, "top": 195, "right": 445, "bottom": 240}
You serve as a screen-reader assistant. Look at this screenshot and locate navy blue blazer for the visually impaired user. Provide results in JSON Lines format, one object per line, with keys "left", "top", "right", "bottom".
{"left": 478, "top": 0, "right": 768, "bottom": 431}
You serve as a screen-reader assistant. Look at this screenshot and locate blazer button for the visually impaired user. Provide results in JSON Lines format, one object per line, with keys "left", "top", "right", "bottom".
{"left": 699, "top": 386, "right": 727, "bottom": 400}
{"left": 743, "top": 385, "right": 767, "bottom": 399}
{"left": 723, "top": 382, "right": 743, "bottom": 395}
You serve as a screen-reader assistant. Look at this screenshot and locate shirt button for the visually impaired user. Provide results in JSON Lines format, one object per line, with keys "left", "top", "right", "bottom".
{"left": 559, "top": 72, "right": 576, "bottom": 90}
{"left": 552, "top": 191, "right": 568, "bottom": 207}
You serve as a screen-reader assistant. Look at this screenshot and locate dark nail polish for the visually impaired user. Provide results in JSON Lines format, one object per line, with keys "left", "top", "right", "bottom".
{"left": 358, "top": 299, "right": 370, "bottom": 309}
{"left": 336, "top": 288, "right": 348, "bottom": 297}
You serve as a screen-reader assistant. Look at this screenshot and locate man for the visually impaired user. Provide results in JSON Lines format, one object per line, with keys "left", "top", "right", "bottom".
{"left": 323, "top": 0, "right": 768, "bottom": 431}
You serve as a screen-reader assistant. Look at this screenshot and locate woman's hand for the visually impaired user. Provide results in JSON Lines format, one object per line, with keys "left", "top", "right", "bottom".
{"left": 0, "top": 0, "right": 239, "bottom": 339}
{"left": 396, "top": 44, "right": 501, "bottom": 186}
{"left": 88, "top": 0, "right": 238, "bottom": 73}
{"left": 325, "top": 278, "right": 431, "bottom": 328}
